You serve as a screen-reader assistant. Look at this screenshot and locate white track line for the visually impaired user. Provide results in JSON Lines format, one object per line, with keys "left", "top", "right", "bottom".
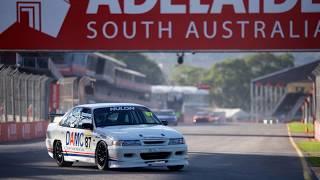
{"left": 287, "top": 125, "right": 314, "bottom": 180}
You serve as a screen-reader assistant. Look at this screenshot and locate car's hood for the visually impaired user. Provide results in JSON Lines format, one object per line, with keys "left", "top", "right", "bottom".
{"left": 96, "top": 125, "right": 182, "bottom": 140}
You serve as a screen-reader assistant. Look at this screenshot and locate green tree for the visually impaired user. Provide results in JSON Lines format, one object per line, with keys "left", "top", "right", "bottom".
{"left": 204, "top": 53, "right": 294, "bottom": 111}
{"left": 104, "top": 53, "right": 166, "bottom": 85}
{"left": 171, "top": 65, "right": 207, "bottom": 86}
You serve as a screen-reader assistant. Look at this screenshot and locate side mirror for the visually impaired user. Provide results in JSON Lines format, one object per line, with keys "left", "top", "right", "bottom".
{"left": 82, "top": 123, "right": 93, "bottom": 130}
{"left": 161, "top": 120, "right": 168, "bottom": 126}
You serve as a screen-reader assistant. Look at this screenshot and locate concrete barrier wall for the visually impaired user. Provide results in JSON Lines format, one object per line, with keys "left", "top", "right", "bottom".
{"left": 0, "top": 121, "right": 49, "bottom": 143}
{"left": 316, "top": 120, "right": 320, "bottom": 141}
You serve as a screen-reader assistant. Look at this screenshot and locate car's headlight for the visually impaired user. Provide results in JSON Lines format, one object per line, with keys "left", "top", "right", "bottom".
{"left": 112, "top": 140, "right": 141, "bottom": 146}
{"left": 168, "top": 138, "right": 185, "bottom": 145}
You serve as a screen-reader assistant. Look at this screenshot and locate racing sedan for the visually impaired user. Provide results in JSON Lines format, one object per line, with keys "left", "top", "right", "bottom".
{"left": 46, "top": 103, "right": 188, "bottom": 171}
{"left": 154, "top": 109, "right": 178, "bottom": 126}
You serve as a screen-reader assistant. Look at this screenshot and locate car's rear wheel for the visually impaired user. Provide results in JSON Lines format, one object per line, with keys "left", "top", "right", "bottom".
{"left": 96, "top": 141, "right": 109, "bottom": 170}
{"left": 167, "top": 165, "right": 184, "bottom": 171}
{"left": 54, "top": 141, "right": 73, "bottom": 167}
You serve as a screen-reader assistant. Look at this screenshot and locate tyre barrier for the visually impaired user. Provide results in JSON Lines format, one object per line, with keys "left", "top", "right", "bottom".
{"left": 0, "top": 121, "right": 49, "bottom": 143}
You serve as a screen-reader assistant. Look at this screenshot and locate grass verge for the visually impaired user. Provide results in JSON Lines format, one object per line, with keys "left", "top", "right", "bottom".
{"left": 297, "top": 141, "right": 320, "bottom": 167}
{"left": 288, "top": 122, "right": 314, "bottom": 133}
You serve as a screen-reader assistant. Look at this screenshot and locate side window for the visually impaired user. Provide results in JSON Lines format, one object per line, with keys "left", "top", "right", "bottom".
{"left": 59, "top": 110, "right": 71, "bottom": 126}
{"left": 60, "top": 108, "right": 82, "bottom": 128}
{"left": 77, "top": 108, "right": 92, "bottom": 129}
{"left": 144, "top": 111, "right": 155, "bottom": 123}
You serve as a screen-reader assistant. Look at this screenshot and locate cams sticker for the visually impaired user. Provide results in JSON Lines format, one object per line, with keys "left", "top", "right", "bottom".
{"left": 66, "top": 131, "right": 91, "bottom": 148}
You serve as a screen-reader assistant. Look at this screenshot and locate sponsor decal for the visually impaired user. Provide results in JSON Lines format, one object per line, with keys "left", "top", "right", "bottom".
{"left": 63, "top": 150, "right": 95, "bottom": 158}
{"left": 0, "top": 0, "right": 320, "bottom": 50}
{"left": 84, "top": 130, "right": 93, "bottom": 137}
{"left": 66, "top": 131, "right": 92, "bottom": 149}
{"left": 110, "top": 106, "right": 135, "bottom": 111}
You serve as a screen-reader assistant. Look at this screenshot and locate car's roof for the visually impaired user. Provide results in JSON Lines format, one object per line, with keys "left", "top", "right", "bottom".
{"left": 76, "top": 103, "right": 146, "bottom": 109}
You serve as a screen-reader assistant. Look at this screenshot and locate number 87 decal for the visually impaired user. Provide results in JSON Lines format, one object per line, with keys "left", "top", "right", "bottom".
{"left": 85, "top": 137, "right": 91, "bottom": 148}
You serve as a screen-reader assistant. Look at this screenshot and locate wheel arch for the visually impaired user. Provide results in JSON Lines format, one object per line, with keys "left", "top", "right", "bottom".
{"left": 95, "top": 140, "right": 108, "bottom": 155}
{"left": 95, "top": 140, "right": 109, "bottom": 165}
{"left": 52, "top": 139, "right": 61, "bottom": 159}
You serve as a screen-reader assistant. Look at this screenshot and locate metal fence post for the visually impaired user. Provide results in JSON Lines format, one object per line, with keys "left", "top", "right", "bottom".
{"left": 9, "top": 68, "right": 18, "bottom": 122}
{"left": 20, "top": 73, "right": 26, "bottom": 122}
{"left": 26, "top": 74, "right": 31, "bottom": 122}
{"left": 0, "top": 66, "right": 5, "bottom": 122}
{"left": 32, "top": 75, "right": 35, "bottom": 122}
{"left": 39, "top": 76, "right": 45, "bottom": 121}
{"left": 3, "top": 68, "right": 8, "bottom": 122}
{"left": 18, "top": 72, "right": 22, "bottom": 122}
{"left": 44, "top": 78, "right": 53, "bottom": 120}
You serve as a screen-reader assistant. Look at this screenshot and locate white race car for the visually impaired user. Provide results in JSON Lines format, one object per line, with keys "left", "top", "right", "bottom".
{"left": 46, "top": 103, "right": 188, "bottom": 171}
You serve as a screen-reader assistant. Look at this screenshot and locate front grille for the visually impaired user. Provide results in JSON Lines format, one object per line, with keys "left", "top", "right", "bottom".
{"left": 140, "top": 152, "right": 171, "bottom": 160}
{"left": 143, "top": 141, "right": 166, "bottom": 145}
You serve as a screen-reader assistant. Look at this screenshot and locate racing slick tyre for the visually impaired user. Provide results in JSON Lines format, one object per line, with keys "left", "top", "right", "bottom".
{"left": 54, "top": 141, "right": 73, "bottom": 167}
{"left": 167, "top": 165, "right": 184, "bottom": 171}
{"left": 96, "top": 141, "right": 109, "bottom": 170}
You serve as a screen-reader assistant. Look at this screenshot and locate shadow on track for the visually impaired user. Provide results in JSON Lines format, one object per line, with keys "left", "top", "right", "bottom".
{"left": 0, "top": 147, "right": 314, "bottom": 180}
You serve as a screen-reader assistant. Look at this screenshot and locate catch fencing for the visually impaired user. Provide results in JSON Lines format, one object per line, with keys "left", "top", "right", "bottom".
{"left": 58, "top": 77, "right": 79, "bottom": 113}
{"left": 0, "top": 65, "right": 52, "bottom": 142}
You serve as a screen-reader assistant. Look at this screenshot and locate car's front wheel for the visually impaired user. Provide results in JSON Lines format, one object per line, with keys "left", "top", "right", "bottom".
{"left": 167, "top": 165, "right": 184, "bottom": 171}
{"left": 96, "top": 141, "right": 109, "bottom": 170}
{"left": 54, "top": 141, "right": 73, "bottom": 167}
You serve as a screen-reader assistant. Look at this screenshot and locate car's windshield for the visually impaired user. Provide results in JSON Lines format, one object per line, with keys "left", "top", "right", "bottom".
{"left": 94, "top": 106, "right": 161, "bottom": 127}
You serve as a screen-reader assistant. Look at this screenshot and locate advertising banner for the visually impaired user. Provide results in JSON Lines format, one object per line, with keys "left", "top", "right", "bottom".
{"left": 0, "top": 0, "right": 320, "bottom": 51}
{"left": 0, "top": 121, "right": 49, "bottom": 143}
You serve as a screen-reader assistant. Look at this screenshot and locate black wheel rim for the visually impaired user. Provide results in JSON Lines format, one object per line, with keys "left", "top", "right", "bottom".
{"left": 97, "top": 143, "right": 107, "bottom": 166}
{"left": 55, "top": 141, "right": 64, "bottom": 163}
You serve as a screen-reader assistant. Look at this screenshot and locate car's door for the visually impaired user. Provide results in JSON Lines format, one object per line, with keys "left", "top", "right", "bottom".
{"left": 73, "top": 108, "right": 96, "bottom": 163}
{"left": 59, "top": 107, "right": 82, "bottom": 161}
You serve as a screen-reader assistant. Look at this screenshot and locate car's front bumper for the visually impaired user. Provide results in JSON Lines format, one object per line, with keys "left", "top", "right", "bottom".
{"left": 45, "top": 138, "right": 54, "bottom": 158}
{"left": 108, "top": 144, "right": 188, "bottom": 168}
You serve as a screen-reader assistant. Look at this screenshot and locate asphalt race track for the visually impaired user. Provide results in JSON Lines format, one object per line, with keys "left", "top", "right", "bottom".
{"left": 0, "top": 123, "right": 312, "bottom": 180}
